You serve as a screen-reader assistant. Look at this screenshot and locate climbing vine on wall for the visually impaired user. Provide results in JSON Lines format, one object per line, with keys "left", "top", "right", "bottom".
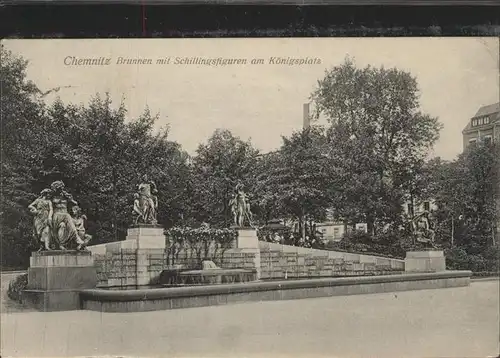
{"left": 165, "top": 227, "right": 237, "bottom": 266}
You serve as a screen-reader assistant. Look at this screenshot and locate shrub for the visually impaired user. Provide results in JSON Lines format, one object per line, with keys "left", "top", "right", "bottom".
{"left": 7, "top": 273, "right": 28, "bottom": 303}
{"left": 325, "top": 230, "right": 408, "bottom": 259}
{"left": 445, "top": 246, "right": 499, "bottom": 272}
{"left": 257, "top": 226, "right": 325, "bottom": 249}
{"left": 165, "top": 226, "right": 237, "bottom": 267}
{"left": 472, "top": 271, "right": 499, "bottom": 278}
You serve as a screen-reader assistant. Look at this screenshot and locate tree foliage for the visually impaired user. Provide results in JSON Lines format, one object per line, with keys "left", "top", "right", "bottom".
{"left": 188, "top": 129, "right": 259, "bottom": 227}
{"left": 3, "top": 48, "right": 495, "bottom": 274}
{"left": 1, "top": 46, "right": 191, "bottom": 268}
{"left": 254, "top": 127, "right": 332, "bottom": 240}
{"left": 431, "top": 141, "right": 500, "bottom": 252}
{"left": 1, "top": 46, "right": 46, "bottom": 267}
{"left": 311, "top": 58, "right": 442, "bottom": 233}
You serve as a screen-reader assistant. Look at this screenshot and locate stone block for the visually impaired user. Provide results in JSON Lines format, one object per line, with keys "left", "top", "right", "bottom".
{"left": 353, "top": 263, "right": 364, "bottom": 272}
{"left": 126, "top": 226, "right": 165, "bottom": 238}
{"left": 24, "top": 251, "right": 98, "bottom": 311}
{"left": 30, "top": 250, "right": 94, "bottom": 267}
{"left": 105, "top": 240, "right": 137, "bottom": 253}
{"left": 405, "top": 250, "right": 446, "bottom": 272}
{"left": 234, "top": 228, "right": 259, "bottom": 249}
{"left": 27, "top": 266, "right": 97, "bottom": 290}
{"left": 88, "top": 244, "right": 107, "bottom": 255}
{"left": 22, "top": 289, "right": 82, "bottom": 311}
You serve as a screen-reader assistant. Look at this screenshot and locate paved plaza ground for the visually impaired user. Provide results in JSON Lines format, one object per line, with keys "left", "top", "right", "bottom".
{"left": 1, "top": 277, "right": 499, "bottom": 358}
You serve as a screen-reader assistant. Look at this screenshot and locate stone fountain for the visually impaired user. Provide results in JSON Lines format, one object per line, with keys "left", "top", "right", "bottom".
{"left": 160, "top": 182, "right": 261, "bottom": 286}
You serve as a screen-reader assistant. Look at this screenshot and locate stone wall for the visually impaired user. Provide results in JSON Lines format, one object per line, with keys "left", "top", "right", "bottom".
{"left": 260, "top": 250, "right": 404, "bottom": 280}
{"left": 93, "top": 248, "right": 257, "bottom": 288}
{"left": 259, "top": 241, "right": 405, "bottom": 270}
{"left": 94, "top": 243, "right": 405, "bottom": 287}
{"left": 258, "top": 242, "right": 404, "bottom": 279}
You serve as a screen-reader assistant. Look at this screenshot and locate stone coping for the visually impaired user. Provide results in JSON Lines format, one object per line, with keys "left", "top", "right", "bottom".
{"left": 80, "top": 270, "right": 471, "bottom": 302}
{"left": 406, "top": 250, "right": 444, "bottom": 258}
{"left": 32, "top": 250, "right": 91, "bottom": 257}
{"left": 179, "top": 269, "right": 256, "bottom": 276}
{"left": 129, "top": 224, "right": 164, "bottom": 229}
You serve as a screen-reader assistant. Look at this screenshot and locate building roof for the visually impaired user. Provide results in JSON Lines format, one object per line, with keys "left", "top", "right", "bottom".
{"left": 462, "top": 102, "right": 500, "bottom": 133}
{"left": 473, "top": 102, "right": 500, "bottom": 118}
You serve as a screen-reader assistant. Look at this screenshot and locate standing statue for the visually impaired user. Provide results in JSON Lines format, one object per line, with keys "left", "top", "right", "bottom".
{"left": 28, "top": 188, "right": 53, "bottom": 251}
{"left": 132, "top": 193, "right": 145, "bottom": 224}
{"left": 71, "top": 205, "right": 92, "bottom": 251}
{"left": 49, "top": 181, "right": 85, "bottom": 250}
{"left": 229, "top": 183, "right": 254, "bottom": 227}
{"left": 134, "top": 174, "right": 159, "bottom": 225}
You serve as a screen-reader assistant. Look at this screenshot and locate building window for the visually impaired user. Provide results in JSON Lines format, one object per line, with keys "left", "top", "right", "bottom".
{"left": 333, "top": 228, "right": 340, "bottom": 238}
{"left": 484, "top": 116, "right": 490, "bottom": 125}
{"left": 423, "top": 201, "right": 430, "bottom": 211}
{"left": 484, "top": 135, "right": 492, "bottom": 144}
{"left": 356, "top": 224, "right": 368, "bottom": 233}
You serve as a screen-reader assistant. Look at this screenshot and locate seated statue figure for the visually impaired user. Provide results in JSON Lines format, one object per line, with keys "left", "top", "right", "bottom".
{"left": 71, "top": 205, "right": 92, "bottom": 251}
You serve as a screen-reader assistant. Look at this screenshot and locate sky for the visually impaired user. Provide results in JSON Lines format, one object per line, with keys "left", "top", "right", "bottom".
{"left": 3, "top": 38, "right": 499, "bottom": 160}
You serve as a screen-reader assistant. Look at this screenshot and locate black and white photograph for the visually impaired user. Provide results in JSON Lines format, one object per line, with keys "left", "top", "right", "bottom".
{"left": 1, "top": 37, "right": 499, "bottom": 357}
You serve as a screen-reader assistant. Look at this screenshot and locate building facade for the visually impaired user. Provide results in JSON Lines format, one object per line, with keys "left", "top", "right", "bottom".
{"left": 462, "top": 102, "right": 500, "bottom": 150}
{"left": 462, "top": 102, "right": 500, "bottom": 243}
{"left": 402, "top": 199, "right": 438, "bottom": 218}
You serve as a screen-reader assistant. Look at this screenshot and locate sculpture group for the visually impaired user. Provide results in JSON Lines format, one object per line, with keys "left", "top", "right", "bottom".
{"left": 411, "top": 210, "right": 436, "bottom": 247}
{"left": 29, "top": 176, "right": 254, "bottom": 252}
{"left": 28, "top": 181, "right": 91, "bottom": 251}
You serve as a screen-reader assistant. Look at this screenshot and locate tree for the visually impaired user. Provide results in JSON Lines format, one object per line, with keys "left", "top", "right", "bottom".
{"left": 189, "top": 129, "right": 259, "bottom": 227}
{"left": 1, "top": 45, "right": 47, "bottom": 268}
{"left": 1, "top": 47, "right": 193, "bottom": 267}
{"left": 311, "top": 57, "right": 442, "bottom": 234}
{"left": 254, "top": 126, "right": 333, "bottom": 242}
{"left": 432, "top": 141, "right": 500, "bottom": 251}
{"left": 42, "top": 96, "right": 192, "bottom": 244}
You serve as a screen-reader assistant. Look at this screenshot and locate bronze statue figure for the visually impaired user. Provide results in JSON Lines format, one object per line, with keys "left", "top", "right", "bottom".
{"left": 28, "top": 188, "right": 53, "bottom": 251}
{"left": 134, "top": 174, "right": 159, "bottom": 225}
{"left": 229, "top": 183, "right": 254, "bottom": 228}
{"left": 49, "top": 181, "right": 84, "bottom": 250}
{"left": 71, "top": 205, "right": 92, "bottom": 251}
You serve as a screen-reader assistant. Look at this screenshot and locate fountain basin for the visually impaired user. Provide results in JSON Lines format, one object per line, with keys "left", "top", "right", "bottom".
{"left": 178, "top": 269, "right": 257, "bottom": 285}
{"left": 159, "top": 267, "right": 257, "bottom": 286}
{"left": 80, "top": 270, "right": 472, "bottom": 312}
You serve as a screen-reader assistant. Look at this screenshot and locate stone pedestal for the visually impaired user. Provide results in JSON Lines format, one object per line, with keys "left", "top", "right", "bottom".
{"left": 23, "top": 250, "right": 97, "bottom": 311}
{"left": 126, "top": 225, "right": 166, "bottom": 249}
{"left": 88, "top": 225, "right": 166, "bottom": 254}
{"left": 405, "top": 250, "right": 446, "bottom": 273}
{"left": 232, "top": 228, "right": 261, "bottom": 279}
{"left": 88, "top": 225, "right": 167, "bottom": 287}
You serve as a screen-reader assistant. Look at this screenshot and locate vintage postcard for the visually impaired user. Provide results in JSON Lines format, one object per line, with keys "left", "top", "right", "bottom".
{"left": 1, "top": 37, "right": 499, "bottom": 358}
